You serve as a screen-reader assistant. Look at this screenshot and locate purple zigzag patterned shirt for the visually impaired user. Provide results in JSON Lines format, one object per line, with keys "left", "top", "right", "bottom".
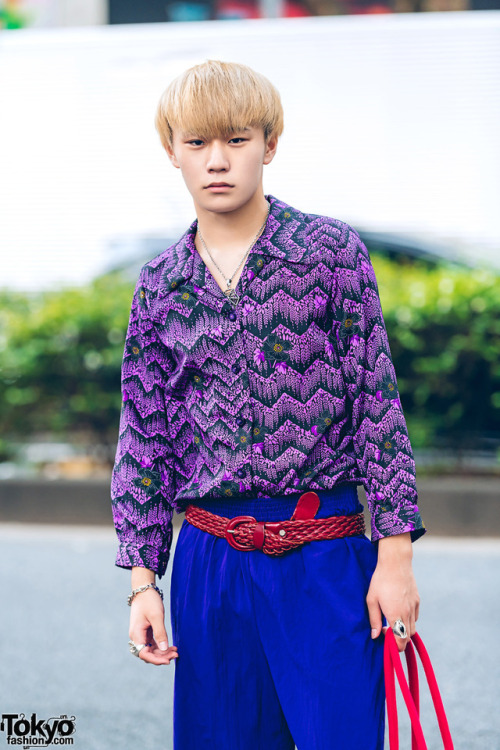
{"left": 111, "top": 193, "right": 426, "bottom": 578}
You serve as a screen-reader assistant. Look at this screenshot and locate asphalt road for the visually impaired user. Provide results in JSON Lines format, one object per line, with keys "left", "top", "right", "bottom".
{"left": 0, "top": 524, "right": 499, "bottom": 750}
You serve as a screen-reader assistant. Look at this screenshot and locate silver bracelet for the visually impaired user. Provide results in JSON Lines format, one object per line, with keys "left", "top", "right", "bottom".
{"left": 127, "top": 583, "right": 164, "bottom": 607}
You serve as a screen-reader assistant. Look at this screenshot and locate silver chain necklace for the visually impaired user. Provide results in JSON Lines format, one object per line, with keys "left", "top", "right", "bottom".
{"left": 197, "top": 199, "right": 270, "bottom": 308}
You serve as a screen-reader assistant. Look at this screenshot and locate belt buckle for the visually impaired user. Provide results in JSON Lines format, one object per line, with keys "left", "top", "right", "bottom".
{"left": 225, "top": 515, "right": 257, "bottom": 551}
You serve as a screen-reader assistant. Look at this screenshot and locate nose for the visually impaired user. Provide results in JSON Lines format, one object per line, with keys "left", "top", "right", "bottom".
{"left": 206, "top": 140, "right": 230, "bottom": 172}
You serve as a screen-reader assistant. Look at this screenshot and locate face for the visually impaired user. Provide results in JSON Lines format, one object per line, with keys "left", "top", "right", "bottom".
{"left": 165, "top": 125, "right": 278, "bottom": 214}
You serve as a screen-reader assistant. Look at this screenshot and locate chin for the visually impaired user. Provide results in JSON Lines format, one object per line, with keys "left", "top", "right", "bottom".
{"left": 200, "top": 193, "right": 239, "bottom": 209}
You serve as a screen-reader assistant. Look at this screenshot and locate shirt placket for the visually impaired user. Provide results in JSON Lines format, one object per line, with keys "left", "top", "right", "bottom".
{"left": 215, "top": 244, "right": 270, "bottom": 495}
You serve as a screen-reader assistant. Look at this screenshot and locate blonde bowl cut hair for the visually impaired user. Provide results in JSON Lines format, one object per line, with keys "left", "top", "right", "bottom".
{"left": 154, "top": 59, "right": 284, "bottom": 152}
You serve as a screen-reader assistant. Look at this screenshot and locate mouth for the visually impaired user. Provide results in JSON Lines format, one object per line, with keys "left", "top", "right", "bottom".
{"left": 205, "top": 182, "right": 233, "bottom": 188}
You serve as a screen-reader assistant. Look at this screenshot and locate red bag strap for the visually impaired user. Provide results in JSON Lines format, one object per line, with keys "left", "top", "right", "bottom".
{"left": 384, "top": 628, "right": 454, "bottom": 750}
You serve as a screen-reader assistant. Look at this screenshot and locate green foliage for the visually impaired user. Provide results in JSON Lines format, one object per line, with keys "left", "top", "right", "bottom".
{"left": 0, "top": 271, "right": 134, "bottom": 446}
{"left": 1, "top": 257, "right": 499, "bottom": 455}
{"left": 371, "top": 254, "right": 500, "bottom": 450}
{"left": 0, "top": 6, "right": 32, "bottom": 29}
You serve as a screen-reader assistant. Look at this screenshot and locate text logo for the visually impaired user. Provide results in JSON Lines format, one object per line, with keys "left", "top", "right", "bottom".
{"left": 0, "top": 713, "right": 76, "bottom": 747}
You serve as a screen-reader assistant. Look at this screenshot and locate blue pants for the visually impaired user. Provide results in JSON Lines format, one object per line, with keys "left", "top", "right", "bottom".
{"left": 170, "top": 484, "right": 386, "bottom": 749}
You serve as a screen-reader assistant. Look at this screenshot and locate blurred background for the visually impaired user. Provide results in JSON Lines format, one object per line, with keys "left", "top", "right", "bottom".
{"left": 0, "top": 3, "right": 499, "bottom": 750}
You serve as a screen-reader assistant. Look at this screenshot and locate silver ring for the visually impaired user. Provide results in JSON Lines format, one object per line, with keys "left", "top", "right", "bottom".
{"left": 392, "top": 619, "right": 408, "bottom": 639}
{"left": 128, "top": 639, "right": 147, "bottom": 657}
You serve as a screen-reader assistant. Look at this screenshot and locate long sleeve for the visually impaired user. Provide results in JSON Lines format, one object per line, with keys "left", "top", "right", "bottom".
{"left": 335, "top": 226, "right": 426, "bottom": 545}
{"left": 111, "top": 269, "right": 176, "bottom": 579}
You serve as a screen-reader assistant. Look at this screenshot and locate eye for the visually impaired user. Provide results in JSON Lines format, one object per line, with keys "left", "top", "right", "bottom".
{"left": 229, "top": 138, "right": 247, "bottom": 144}
{"left": 187, "top": 139, "right": 203, "bottom": 146}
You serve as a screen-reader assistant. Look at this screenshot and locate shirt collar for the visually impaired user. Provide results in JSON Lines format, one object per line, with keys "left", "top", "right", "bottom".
{"left": 156, "top": 193, "right": 311, "bottom": 302}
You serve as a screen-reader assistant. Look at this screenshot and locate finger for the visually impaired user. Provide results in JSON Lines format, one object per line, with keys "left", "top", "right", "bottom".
{"left": 366, "top": 595, "right": 383, "bottom": 639}
{"left": 129, "top": 630, "right": 178, "bottom": 666}
{"left": 391, "top": 618, "right": 410, "bottom": 652}
{"left": 140, "top": 645, "right": 179, "bottom": 666}
{"left": 135, "top": 637, "right": 178, "bottom": 666}
{"left": 149, "top": 611, "right": 171, "bottom": 653}
{"left": 409, "top": 609, "right": 417, "bottom": 638}
{"left": 140, "top": 635, "right": 179, "bottom": 666}
{"left": 145, "top": 639, "right": 179, "bottom": 659}
{"left": 129, "top": 621, "right": 150, "bottom": 642}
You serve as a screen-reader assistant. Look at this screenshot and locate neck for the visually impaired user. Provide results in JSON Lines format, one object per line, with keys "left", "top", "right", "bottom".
{"left": 194, "top": 191, "right": 269, "bottom": 255}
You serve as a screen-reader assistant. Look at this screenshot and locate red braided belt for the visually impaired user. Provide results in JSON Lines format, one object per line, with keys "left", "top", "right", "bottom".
{"left": 184, "top": 491, "right": 366, "bottom": 556}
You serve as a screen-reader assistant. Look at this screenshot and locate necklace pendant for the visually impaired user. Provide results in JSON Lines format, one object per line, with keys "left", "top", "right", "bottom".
{"left": 224, "top": 287, "right": 239, "bottom": 307}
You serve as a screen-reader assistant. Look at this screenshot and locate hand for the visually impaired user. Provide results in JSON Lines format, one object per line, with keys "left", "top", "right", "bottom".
{"left": 366, "top": 545, "right": 420, "bottom": 653}
{"left": 129, "top": 588, "right": 179, "bottom": 666}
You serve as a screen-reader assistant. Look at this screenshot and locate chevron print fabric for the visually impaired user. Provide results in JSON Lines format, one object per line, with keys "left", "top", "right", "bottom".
{"left": 111, "top": 193, "right": 426, "bottom": 578}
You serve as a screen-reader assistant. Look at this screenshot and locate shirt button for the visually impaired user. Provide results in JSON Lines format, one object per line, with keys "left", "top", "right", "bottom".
{"left": 236, "top": 468, "right": 246, "bottom": 478}
{"left": 236, "top": 416, "right": 246, "bottom": 426}
{"left": 231, "top": 364, "right": 241, "bottom": 374}
{"left": 228, "top": 311, "right": 237, "bottom": 321}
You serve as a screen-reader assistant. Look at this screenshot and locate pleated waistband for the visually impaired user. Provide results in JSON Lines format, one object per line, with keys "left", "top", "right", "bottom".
{"left": 189, "top": 483, "right": 363, "bottom": 522}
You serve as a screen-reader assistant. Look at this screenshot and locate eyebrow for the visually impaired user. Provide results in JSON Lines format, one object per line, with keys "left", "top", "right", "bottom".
{"left": 182, "top": 127, "right": 252, "bottom": 139}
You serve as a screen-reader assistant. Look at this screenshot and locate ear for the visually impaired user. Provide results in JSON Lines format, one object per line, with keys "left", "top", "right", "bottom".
{"left": 165, "top": 142, "right": 180, "bottom": 169}
{"left": 263, "top": 134, "right": 279, "bottom": 166}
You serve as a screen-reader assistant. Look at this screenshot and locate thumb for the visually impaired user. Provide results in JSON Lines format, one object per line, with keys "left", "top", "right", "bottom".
{"left": 151, "top": 614, "right": 169, "bottom": 651}
{"left": 367, "top": 599, "right": 383, "bottom": 639}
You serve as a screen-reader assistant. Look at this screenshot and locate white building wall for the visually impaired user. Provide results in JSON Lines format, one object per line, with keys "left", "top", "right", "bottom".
{"left": 0, "top": 12, "right": 499, "bottom": 290}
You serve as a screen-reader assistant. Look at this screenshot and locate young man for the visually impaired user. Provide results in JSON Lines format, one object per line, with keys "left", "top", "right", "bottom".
{"left": 111, "top": 59, "right": 426, "bottom": 749}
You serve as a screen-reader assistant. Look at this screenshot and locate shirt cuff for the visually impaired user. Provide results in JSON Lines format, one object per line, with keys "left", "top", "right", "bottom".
{"left": 370, "top": 509, "right": 427, "bottom": 545}
{"left": 115, "top": 542, "right": 171, "bottom": 579}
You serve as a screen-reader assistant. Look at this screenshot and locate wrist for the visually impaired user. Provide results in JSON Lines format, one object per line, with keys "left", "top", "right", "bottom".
{"left": 377, "top": 532, "right": 413, "bottom": 563}
{"left": 131, "top": 565, "right": 156, "bottom": 588}
{"left": 127, "top": 582, "right": 164, "bottom": 607}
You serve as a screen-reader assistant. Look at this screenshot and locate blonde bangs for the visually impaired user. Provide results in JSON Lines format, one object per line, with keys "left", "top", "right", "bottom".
{"left": 155, "top": 60, "right": 284, "bottom": 150}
